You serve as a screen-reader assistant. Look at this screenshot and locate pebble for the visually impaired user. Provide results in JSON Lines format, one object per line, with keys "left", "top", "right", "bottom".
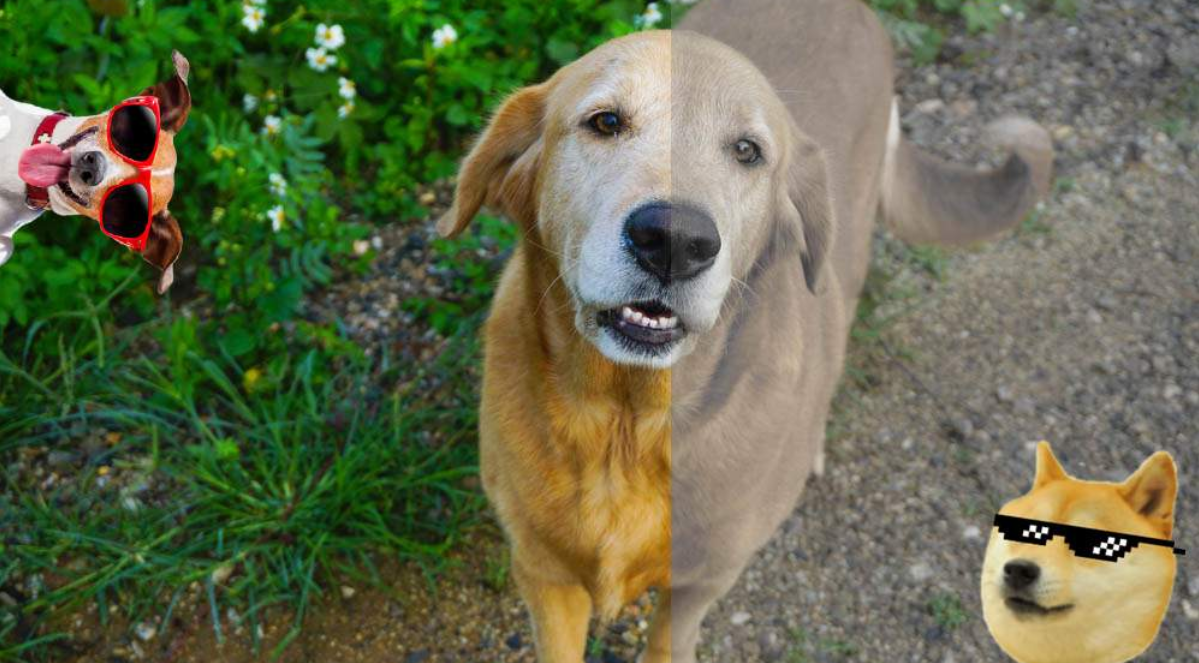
{"left": 908, "top": 562, "right": 934, "bottom": 583}
{"left": 730, "top": 610, "right": 752, "bottom": 626}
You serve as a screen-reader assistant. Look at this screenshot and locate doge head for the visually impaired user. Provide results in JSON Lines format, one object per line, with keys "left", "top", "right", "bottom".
{"left": 981, "top": 442, "right": 1181, "bottom": 663}
{"left": 439, "top": 31, "right": 833, "bottom": 368}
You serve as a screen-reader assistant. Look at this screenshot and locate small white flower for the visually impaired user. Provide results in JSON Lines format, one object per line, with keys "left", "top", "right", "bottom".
{"left": 999, "top": 3, "right": 1013, "bottom": 17}
{"left": 242, "top": 93, "right": 258, "bottom": 112}
{"left": 1015, "top": 11, "right": 1026, "bottom": 21}
{"left": 337, "top": 101, "right": 355, "bottom": 119}
{"left": 639, "top": 2, "right": 663, "bottom": 28}
{"left": 315, "top": 23, "right": 346, "bottom": 50}
{"left": 338, "top": 77, "right": 356, "bottom": 100}
{"left": 431, "top": 24, "right": 458, "bottom": 50}
{"left": 353, "top": 239, "right": 370, "bottom": 256}
{"left": 241, "top": 4, "right": 265, "bottom": 33}
{"left": 306, "top": 47, "right": 337, "bottom": 72}
{"left": 262, "top": 115, "right": 282, "bottom": 136}
{"left": 267, "top": 205, "right": 285, "bottom": 232}
{"left": 269, "top": 172, "right": 287, "bottom": 197}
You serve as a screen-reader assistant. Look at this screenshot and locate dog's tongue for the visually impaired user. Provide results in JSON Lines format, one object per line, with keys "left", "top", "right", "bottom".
{"left": 19, "top": 143, "right": 71, "bottom": 188}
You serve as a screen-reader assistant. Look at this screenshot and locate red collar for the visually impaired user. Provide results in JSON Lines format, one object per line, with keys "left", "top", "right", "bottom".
{"left": 25, "top": 111, "right": 70, "bottom": 211}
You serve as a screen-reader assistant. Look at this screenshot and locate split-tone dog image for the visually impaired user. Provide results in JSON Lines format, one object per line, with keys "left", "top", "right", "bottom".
{"left": 981, "top": 443, "right": 1184, "bottom": 663}
{"left": 0, "top": 51, "right": 191, "bottom": 293}
{"left": 439, "top": 0, "right": 1052, "bottom": 659}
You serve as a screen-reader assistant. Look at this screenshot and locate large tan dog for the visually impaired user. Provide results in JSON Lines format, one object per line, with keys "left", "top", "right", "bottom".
{"left": 440, "top": 0, "right": 1052, "bottom": 659}
{"left": 981, "top": 443, "right": 1184, "bottom": 663}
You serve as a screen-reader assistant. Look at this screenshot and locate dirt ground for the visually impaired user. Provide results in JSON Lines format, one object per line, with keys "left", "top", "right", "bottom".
{"left": 55, "top": 0, "right": 1199, "bottom": 661}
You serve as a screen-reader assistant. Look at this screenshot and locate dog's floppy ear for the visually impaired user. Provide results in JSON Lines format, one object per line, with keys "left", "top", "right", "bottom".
{"left": 141, "top": 50, "right": 191, "bottom": 133}
{"left": 1119, "top": 451, "right": 1177, "bottom": 536}
{"left": 143, "top": 210, "right": 183, "bottom": 294}
{"left": 437, "top": 83, "right": 548, "bottom": 238}
{"left": 774, "top": 126, "right": 834, "bottom": 294}
{"left": 1032, "top": 441, "right": 1068, "bottom": 488}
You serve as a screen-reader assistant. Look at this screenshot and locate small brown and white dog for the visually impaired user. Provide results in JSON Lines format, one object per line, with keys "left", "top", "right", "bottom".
{"left": 440, "top": 0, "right": 1053, "bottom": 659}
{"left": 0, "top": 51, "right": 190, "bottom": 293}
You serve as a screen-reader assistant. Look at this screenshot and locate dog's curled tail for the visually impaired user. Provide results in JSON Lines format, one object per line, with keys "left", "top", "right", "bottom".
{"left": 880, "top": 100, "right": 1054, "bottom": 246}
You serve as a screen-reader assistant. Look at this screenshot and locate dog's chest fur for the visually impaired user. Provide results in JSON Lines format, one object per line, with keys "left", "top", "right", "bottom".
{"left": 0, "top": 91, "right": 52, "bottom": 235}
{"left": 480, "top": 253, "right": 672, "bottom": 618}
{"left": 544, "top": 375, "right": 671, "bottom": 616}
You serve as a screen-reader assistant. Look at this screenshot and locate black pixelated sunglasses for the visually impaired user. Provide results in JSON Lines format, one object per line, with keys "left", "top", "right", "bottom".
{"left": 994, "top": 514, "right": 1186, "bottom": 563}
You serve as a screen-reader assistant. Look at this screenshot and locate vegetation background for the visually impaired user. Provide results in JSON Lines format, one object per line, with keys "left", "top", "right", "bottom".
{"left": 0, "top": 0, "right": 1034, "bottom": 659}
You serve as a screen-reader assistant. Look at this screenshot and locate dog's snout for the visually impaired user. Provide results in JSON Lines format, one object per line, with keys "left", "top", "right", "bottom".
{"left": 624, "top": 202, "right": 721, "bottom": 283}
{"left": 1003, "top": 559, "right": 1041, "bottom": 590}
{"left": 78, "top": 151, "right": 105, "bottom": 186}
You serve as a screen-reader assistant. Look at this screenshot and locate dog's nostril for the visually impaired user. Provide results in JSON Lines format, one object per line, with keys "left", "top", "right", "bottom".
{"left": 1003, "top": 560, "right": 1041, "bottom": 590}
{"left": 624, "top": 202, "right": 721, "bottom": 284}
{"left": 77, "top": 151, "right": 105, "bottom": 187}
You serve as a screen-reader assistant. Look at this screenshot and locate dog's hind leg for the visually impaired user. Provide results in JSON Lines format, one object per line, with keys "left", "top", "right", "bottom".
{"left": 513, "top": 561, "right": 592, "bottom": 663}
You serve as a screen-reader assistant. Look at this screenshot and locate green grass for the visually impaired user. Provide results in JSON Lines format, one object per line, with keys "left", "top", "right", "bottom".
{"left": 785, "top": 627, "right": 859, "bottom": 662}
{"left": 928, "top": 591, "right": 970, "bottom": 631}
{"left": 1, "top": 302, "right": 486, "bottom": 661}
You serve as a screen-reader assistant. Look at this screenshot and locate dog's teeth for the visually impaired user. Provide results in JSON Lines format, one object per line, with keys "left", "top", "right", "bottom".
{"left": 647, "top": 318, "right": 660, "bottom": 329}
{"left": 621, "top": 306, "right": 634, "bottom": 321}
{"left": 662, "top": 316, "right": 678, "bottom": 329}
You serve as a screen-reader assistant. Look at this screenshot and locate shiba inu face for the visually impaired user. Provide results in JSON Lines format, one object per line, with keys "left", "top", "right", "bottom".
{"left": 981, "top": 442, "right": 1182, "bottom": 663}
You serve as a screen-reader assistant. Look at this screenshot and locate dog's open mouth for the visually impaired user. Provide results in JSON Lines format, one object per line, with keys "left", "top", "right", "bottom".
{"left": 1004, "top": 596, "right": 1074, "bottom": 617}
{"left": 597, "top": 300, "right": 686, "bottom": 351}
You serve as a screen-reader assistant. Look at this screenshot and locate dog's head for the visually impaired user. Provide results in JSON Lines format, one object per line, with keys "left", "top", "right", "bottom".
{"left": 19, "top": 51, "right": 190, "bottom": 293}
{"left": 439, "top": 31, "right": 832, "bottom": 368}
{"left": 980, "top": 442, "right": 1179, "bottom": 663}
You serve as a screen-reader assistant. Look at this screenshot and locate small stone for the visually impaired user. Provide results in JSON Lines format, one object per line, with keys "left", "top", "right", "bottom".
{"left": 909, "top": 562, "right": 934, "bottom": 582}
{"left": 915, "top": 99, "right": 945, "bottom": 115}
{"left": 134, "top": 621, "right": 156, "bottom": 642}
{"left": 730, "top": 610, "right": 752, "bottom": 626}
{"left": 963, "top": 525, "right": 982, "bottom": 541}
{"left": 340, "top": 585, "right": 356, "bottom": 599}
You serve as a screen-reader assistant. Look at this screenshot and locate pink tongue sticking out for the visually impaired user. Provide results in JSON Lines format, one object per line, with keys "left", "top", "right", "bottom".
{"left": 18, "top": 143, "right": 72, "bottom": 188}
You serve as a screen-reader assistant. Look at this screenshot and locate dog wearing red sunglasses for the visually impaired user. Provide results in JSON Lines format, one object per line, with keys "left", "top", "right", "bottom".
{"left": 0, "top": 51, "right": 190, "bottom": 294}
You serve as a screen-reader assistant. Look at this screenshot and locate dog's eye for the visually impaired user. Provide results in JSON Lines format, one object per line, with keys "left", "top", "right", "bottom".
{"left": 588, "top": 111, "right": 624, "bottom": 137}
{"left": 733, "top": 139, "right": 762, "bottom": 164}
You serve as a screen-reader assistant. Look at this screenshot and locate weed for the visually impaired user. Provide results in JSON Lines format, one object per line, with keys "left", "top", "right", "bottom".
{"left": 929, "top": 591, "right": 971, "bottom": 631}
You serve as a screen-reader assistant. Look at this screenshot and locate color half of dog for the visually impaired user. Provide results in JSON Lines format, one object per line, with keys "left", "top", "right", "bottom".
{"left": 981, "top": 442, "right": 1180, "bottom": 663}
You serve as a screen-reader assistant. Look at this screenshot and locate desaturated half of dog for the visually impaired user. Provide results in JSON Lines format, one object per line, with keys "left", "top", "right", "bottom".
{"left": 439, "top": 0, "right": 1055, "bottom": 659}
{"left": 981, "top": 442, "right": 1180, "bottom": 663}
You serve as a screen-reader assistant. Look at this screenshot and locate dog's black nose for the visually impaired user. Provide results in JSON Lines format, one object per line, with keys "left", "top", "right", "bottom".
{"left": 624, "top": 202, "right": 721, "bottom": 283}
{"left": 1003, "top": 560, "right": 1041, "bottom": 590}
{"left": 78, "top": 151, "right": 106, "bottom": 186}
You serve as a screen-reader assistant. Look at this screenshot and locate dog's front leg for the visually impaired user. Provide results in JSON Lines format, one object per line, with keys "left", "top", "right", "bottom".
{"left": 513, "top": 560, "right": 592, "bottom": 662}
{"left": 642, "top": 574, "right": 740, "bottom": 663}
